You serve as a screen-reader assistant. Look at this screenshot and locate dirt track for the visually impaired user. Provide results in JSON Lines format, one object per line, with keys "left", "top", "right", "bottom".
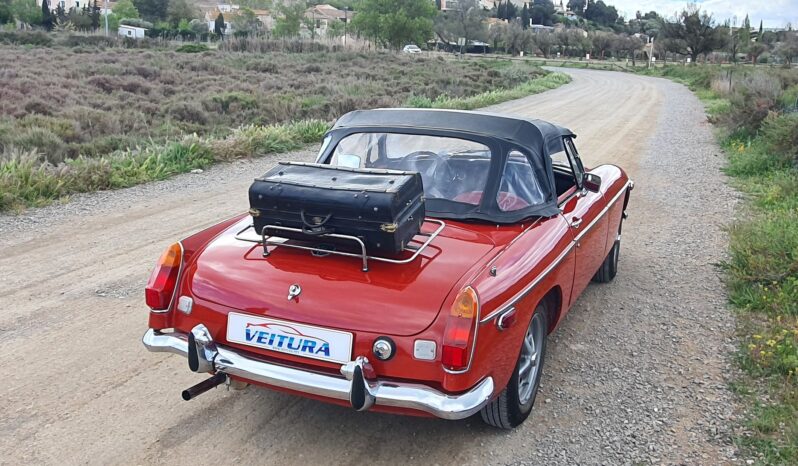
{"left": 0, "top": 68, "right": 740, "bottom": 465}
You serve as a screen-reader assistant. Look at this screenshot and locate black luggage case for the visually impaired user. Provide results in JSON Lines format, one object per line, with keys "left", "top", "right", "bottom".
{"left": 249, "top": 162, "right": 426, "bottom": 255}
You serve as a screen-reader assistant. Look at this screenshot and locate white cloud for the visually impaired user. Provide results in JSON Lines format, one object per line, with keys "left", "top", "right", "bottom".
{"left": 608, "top": 0, "right": 798, "bottom": 29}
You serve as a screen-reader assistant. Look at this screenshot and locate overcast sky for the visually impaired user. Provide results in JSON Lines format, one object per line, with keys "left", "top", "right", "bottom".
{"left": 607, "top": 0, "right": 798, "bottom": 29}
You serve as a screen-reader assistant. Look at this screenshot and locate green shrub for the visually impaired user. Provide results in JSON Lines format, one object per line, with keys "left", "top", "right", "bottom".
{"left": 58, "top": 35, "right": 117, "bottom": 48}
{"left": 176, "top": 44, "right": 210, "bottom": 53}
{"left": 720, "top": 72, "right": 783, "bottom": 134}
{"left": 12, "top": 127, "right": 67, "bottom": 164}
{"left": 779, "top": 84, "right": 798, "bottom": 110}
{"left": 0, "top": 31, "right": 53, "bottom": 46}
{"left": 210, "top": 92, "right": 258, "bottom": 113}
{"left": 761, "top": 114, "right": 798, "bottom": 168}
{"left": 168, "top": 101, "right": 210, "bottom": 125}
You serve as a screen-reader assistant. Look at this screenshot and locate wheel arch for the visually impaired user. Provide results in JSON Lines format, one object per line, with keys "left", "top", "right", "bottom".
{"left": 539, "top": 286, "right": 562, "bottom": 334}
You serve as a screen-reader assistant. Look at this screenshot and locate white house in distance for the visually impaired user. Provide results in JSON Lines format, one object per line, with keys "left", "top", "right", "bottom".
{"left": 118, "top": 24, "right": 146, "bottom": 38}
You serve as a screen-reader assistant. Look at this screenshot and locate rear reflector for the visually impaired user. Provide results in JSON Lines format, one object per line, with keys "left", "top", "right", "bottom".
{"left": 145, "top": 242, "right": 182, "bottom": 310}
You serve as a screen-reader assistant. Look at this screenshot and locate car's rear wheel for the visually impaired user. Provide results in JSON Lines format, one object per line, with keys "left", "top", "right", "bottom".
{"left": 480, "top": 304, "right": 548, "bottom": 429}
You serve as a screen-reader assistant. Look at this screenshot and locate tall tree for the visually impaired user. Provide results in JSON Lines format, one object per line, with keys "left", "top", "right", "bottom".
{"left": 10, "top": 0, "right": 41, "bottom": 25}
{"left": 589, "top": 30, "right": 613, "bottom": 58}
{"left": 496, "top": 0, "right": 517, "bottom": 20}
{"left": 41, "top": 0, "right": 53, "bottom": 30}
{"left": 434, "top": 0, "right": 486, "bottom": 53}
{"left": 566, "top": 0, "right": 584, "bottom": 15}
{"left": 584, "top": 0, "right": 617, "bottom": 27}
{"left": 758, "top": 19, "right": 763, "bottom": 36}
{"left": 90, "top": 0, "right": 100, "bottom": 30}
{"left": 723, "top": 21, "right": 742, "bottom": 63}
{"left": 167, "top": 0, "right": 198, "bottom": 27}
{"left": 520, "top": 3, "right": 529, "bottom": 28}
{"left": 0, "top": 0, "right": 13, "bottom": 24}
{"left": 272, "top": 1, "right": 305, "bottom": 38}
{"left": 352, "top": 0, "right": 436, "bottom": 49}
{"left": 530, "top": 0, "right": 555, "bottom": 26}
{"left": 113, "top": 0, "right": 138, "bottom": 19}
{"left": 661, "top": 5, "right": 723, "bottom": 63}
{"left": 747, "top": 41, "right": 768, "bottom": 65}
{"left": 534, "top": 30, "right": 555, "bottom": 57}
{"left": 773, "top": 34, "right": 798, "bottom": 65}
{"left": 132, "top": 0, "right": 167, "bottom": 22}
{"left": 740, "top": 14, "right": 751, "bottom": 46}
{"left": 501, "top": 20, "right": 531, "bottom": 55}
{"left": 232, "top": 7, "right": 261, "bottom": 35}
{"left": 214, "top": 12, "right": 225, "bottom": 36}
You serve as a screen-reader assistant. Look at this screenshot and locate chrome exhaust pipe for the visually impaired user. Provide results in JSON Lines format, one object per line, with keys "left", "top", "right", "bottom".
{"left": 182, "top": 372, "right": 227, "bottom": 401}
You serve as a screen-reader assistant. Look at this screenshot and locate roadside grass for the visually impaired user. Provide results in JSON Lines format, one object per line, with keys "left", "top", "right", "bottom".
{"left": 0, "top": 64, "right": 569, "bottom": 212}
{"left": 406, "top": 72, "right": 570, "bottom": 109}
{"left": 646, "top": 65, "right": 798, "bottom": 464}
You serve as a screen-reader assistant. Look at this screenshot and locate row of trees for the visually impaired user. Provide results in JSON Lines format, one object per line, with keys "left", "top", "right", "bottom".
{"left": 2, "top": 0, "right": 797, "bottom": 65}
{"left": 0, "top": 0, "right": 201, "bottom": 34}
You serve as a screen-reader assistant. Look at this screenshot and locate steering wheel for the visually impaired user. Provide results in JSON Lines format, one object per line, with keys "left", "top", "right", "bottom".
{"left": 401, "top": 151, "right": 451, "bottom": 198}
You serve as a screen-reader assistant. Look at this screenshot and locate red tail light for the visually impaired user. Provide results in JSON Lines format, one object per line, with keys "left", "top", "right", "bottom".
{"left": 145, "top": 242, "right": 182, "bottom": 310}
{"left": 441, "top": 286, "right": 480, "bottom": 371}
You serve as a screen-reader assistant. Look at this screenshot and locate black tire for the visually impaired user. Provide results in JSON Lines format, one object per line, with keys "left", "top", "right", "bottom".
{"left": 592, "top": 238, "right": 620, "bottom": 283}
{"left": 593, "top": 217, "right": 623, "bottom": 283}
{"left": 480, "top": 304, "right": 548, "bottom": 429}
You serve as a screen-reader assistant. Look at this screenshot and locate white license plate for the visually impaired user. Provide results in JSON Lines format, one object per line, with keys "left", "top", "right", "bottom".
{"left": 226, "top": 312, "right": 353, "bottom": 364}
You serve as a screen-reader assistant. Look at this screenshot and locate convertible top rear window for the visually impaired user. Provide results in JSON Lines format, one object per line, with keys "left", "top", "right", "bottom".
{"left": 330, "top": 132, "right": 493, "bottom": 206}
{"left": 321, "top": 109, "right": 575, "bottom": 222}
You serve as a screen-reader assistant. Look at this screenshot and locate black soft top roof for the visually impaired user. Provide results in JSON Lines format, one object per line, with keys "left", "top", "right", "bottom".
{"left": 322, "top": 108, "right": 576, "bottom": 222}
{"left": 332, "top": 108, "right": 575, "bottom": 151}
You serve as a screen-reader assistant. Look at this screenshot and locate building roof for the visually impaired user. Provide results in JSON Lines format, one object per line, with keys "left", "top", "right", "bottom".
{"left": 306, "top": 4, "right": 347, "bottom": 20}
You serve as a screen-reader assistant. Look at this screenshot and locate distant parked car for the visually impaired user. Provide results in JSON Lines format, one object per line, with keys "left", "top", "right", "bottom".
{"left": 402, "top": 44, "right": 422, "bottom": 54}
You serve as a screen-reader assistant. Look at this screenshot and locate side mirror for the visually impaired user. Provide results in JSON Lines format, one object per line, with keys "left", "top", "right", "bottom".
{"left": 582, "top": 173, "right": 602, "bottom": 193}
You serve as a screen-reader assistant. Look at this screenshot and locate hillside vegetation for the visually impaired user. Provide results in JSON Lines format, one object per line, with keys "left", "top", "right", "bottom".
{"left": 0, "top": 44, "right": 569, "bottom": 211}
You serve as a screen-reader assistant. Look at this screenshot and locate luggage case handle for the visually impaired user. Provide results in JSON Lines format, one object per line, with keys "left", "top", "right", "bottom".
{"left": 300, "top": 210, "right": 335, "bottom": 236}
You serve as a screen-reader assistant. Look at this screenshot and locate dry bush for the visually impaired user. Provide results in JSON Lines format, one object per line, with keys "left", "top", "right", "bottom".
{"left": 0, "top": 45, "right": 540, "bottom": 164}
{"left": 720, "top": 71, "right": 784, "bottom": 134}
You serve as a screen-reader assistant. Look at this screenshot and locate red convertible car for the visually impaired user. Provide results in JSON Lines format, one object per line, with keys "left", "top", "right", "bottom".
{"left": 143, "top": 109, "right": 633, "bottom": 428}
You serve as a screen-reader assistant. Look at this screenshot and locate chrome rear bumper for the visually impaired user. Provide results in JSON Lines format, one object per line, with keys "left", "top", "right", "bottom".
{"left": 142, "top": 325, "right": 494, "bottom": 420}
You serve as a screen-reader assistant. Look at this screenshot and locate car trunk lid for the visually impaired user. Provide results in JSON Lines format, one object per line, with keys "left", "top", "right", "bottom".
{"left": 188, "top": 219, "right": 496, "bottom": 336}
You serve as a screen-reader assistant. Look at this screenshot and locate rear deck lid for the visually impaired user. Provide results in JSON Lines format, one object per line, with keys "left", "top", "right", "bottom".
{"left": 188, "top": 219, "right": 496, "bottom": 336}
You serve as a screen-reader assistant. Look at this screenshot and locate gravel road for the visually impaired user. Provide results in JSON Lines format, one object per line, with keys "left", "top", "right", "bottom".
{"left": 0, "top": 68, "right": 742, "bottom": 465}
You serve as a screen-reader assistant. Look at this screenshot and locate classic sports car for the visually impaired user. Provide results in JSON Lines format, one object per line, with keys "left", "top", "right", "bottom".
{"left": 143, "top": 109, "right": 633, "bottom": 428}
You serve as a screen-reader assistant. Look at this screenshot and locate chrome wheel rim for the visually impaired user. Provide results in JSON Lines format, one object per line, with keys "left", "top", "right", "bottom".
{"left": 518, "top": 313, "right": 544, "bottom": 405}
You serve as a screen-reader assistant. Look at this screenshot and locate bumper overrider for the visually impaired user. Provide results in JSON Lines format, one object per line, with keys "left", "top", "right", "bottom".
{"left": 142, "top": 324, "right": 494, "bottom": 420}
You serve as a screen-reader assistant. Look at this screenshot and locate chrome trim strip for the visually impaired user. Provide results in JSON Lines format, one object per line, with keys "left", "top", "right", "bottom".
{"left": 479, "top": 181, "right": 632, "bottom": 325}
{"left": 479, "top": 242, "right": 575, "bottom": 324}
{"left": 143, "top": 328, "right": 494, "bottom": 420}
{"left": 572, "top": 183, "right": 630, "bottom": 243}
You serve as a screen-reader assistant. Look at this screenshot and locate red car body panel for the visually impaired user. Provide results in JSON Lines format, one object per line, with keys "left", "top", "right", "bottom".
{"left": 148, "top": 153, "right": 630, "bottom": 416}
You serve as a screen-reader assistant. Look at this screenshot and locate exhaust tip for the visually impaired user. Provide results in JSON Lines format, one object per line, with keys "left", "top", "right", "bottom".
{"left": 181, "top": 372, "right": 227, "bottom": 401}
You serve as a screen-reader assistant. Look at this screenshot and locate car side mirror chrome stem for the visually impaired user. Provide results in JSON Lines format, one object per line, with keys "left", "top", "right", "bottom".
{"left": 582, "top": 173, "right": 602, "bottom": 193}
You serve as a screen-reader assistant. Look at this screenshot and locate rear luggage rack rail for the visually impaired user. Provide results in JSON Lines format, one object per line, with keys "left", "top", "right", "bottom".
{"left": 235, "top": 219, "right": 446, "bottom": 272}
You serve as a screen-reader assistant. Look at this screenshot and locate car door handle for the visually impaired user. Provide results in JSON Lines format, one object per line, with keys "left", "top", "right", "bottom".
{"left": 570, "top": 217, "right": 583, "bottom": 229}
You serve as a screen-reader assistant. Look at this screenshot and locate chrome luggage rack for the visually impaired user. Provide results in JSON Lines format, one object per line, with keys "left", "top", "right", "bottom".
{"left": 234, "top": 219, "right": 446, "bottom": 272}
